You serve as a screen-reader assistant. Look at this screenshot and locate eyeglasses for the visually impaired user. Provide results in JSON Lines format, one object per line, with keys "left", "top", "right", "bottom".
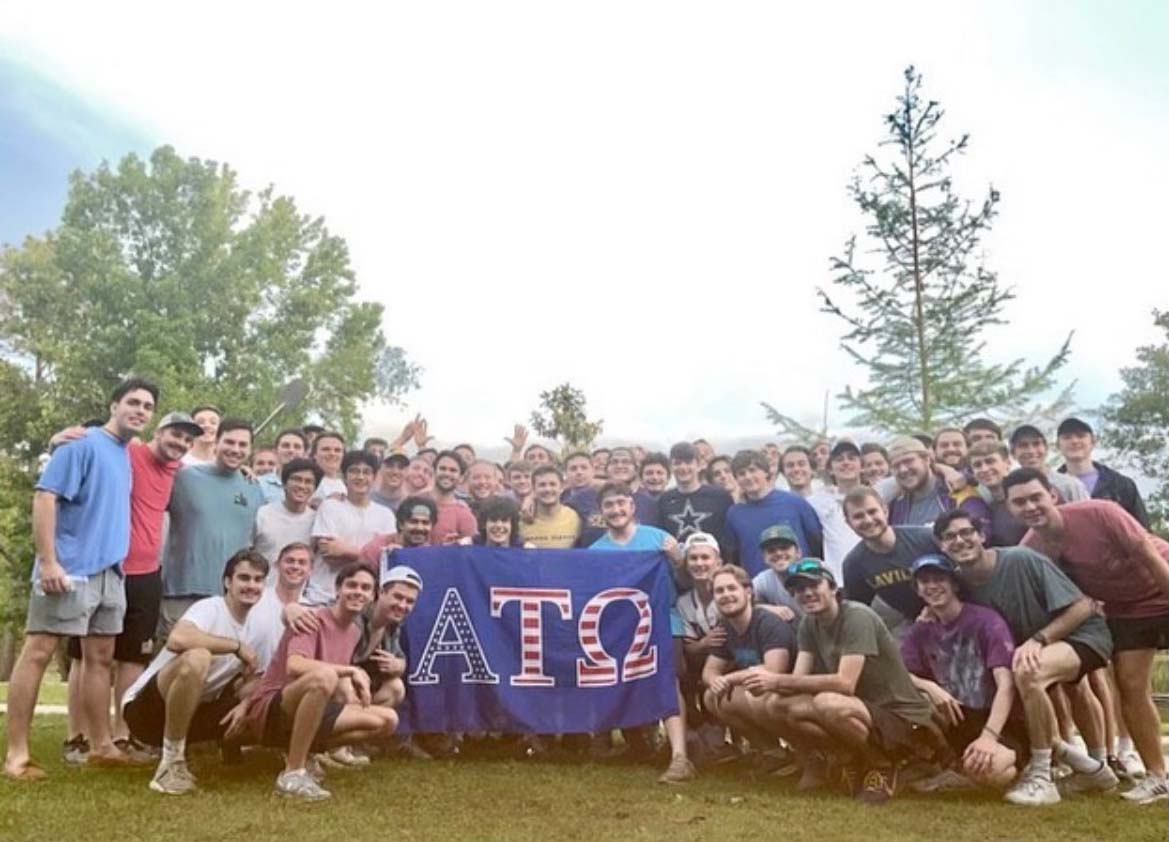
{"left": 939, "top": 526, "right": 978, "bottom": 544}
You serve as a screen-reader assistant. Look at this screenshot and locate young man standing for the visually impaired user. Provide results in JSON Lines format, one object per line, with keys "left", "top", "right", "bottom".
{"left": 749, "top": 525, "right": 804, "bottom": 620}
{"left": 658, "top": 442, "right": 734, "bottom": 554}
{"left": 968, "top": 440, "right": 1029, "bottom": 547}
{"left": 253, "top": 458, "right": 322, "bottom": 565}
{"left": 780, "top": 444, "right": 862, "bottom": 580}
{"left": 122, "top": 550, "right": 268, "bottom": 794}
{"left": 308, "top": 451, "right": 397, "bottom": 604}
{"left": 563, "top": 451, "right": 596, "bottom": 494}
{"left": 638, "top": 453, "right": 671, "bottom": 498}
{"left": 760, "top": 560, "right": 946, "bottom": 804}
{"left": 900, "top": 555, "right": 1022, "bottom": 790}
{"left": 701, "top": 566, "right": 796, "bottom": 748}
{"left": 246, "top": 563, "right": 397, "bottom": 801}
{"left": 932, "top": 428, "right": 969, "bottom": 471}
{"left": 589, "top": 482, "right": 693, "bottom": 784}
{"left": 726, "top": 450, "right": 822, "bottom": 578}
{"left": 5, "top": 378, "right": 157, "bottom": 780}
{"left": 886, "top": 437, "right": 991, "bottom": 536}
{"left": 840, "top": 487, "right": 934, "bottom": 630}
{"left": 371, "top": 452, "right": 410, "bottom": 511}
{"left": 934, "top": 509, "right": 1118, "bottom": 805}
{"left": 1007, "top": 469, "right": 1169, "bottom": 804}
{"left": 520, "top": 465, "right": 581, "bottom": 549}
{"left": 1055, "top": 417, "right": 1149, "bottom": 527}
{"left": 310, "top": 431, "right": 347, "bottom": 503}
{"left": 429, "top": 451, "right": 478, "bottom": 543}
{"left": 161, "top": 419, "right": 266, "bottom": 639}
{"left": 1008, "top": 424, "right": 1090, "bottom": 505}
{"left": 963, "top": 418, "right": 1003, "bottom": 448}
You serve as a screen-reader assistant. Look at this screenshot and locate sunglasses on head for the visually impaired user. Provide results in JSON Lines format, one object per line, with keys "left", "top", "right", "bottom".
{"left": 785, "top": 560, "right": 824, "bottom": 578}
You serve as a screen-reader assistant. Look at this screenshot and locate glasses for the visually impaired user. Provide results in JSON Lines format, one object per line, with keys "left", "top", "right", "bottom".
{"left": 939, "top": 526, "right": 978, "bottom": 544}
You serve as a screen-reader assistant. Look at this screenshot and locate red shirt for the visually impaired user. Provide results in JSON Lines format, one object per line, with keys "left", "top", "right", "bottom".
{"left": 1022, "top": 499, "right": 1169, "bottom": 620}
{"left": 431, "top": 499, "right": 477, "bottom": 544}
{"left": 123, "top": 442, "right": 181, "bottom": 575}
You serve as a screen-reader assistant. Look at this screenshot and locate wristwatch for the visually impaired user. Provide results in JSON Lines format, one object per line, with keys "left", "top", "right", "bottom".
{"left": 1031, "top": 631, "right": 1048, "bottom": 646}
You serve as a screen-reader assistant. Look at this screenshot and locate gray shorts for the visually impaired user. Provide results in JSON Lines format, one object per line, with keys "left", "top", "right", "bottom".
{"left": 157, "top": 596, "right": 201, "bottom": 643}
{"left": 25, "top": 567, "right": 126, "bottom": 637}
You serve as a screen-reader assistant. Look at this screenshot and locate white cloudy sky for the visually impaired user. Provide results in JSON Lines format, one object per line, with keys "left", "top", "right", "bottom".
{"left": 2, "top": 1, "right": 1165, "bottom": 451}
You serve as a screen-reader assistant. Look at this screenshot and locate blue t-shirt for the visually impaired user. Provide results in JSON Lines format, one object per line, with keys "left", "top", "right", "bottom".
{"left": 34, "top": 427, "right": 132, "bottom": 578}
{"left": 590, "top": 525, "right": 682, "bottom": 635}
{"left": 568, "top": 487, "right": 661, "bottom": 547}
{"left": 726, "top": 490, "right": 824, "bottom": 577}
{"left": 163, "top": 463, "right": 265, "bottom": 598}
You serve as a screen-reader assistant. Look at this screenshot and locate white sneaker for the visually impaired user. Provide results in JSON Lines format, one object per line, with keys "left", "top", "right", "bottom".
{"left": 149, "top": 759, "right": 198, "bottom": 795}
{"left": 1005, "top": 773, "right": 1061, "bottom": 806}
{"left": 275, "top": 769, "right": 332, "bottom": 801}
{"left": 1117, "top": 749, "right": 1147, "bottom": 780}
{"left": 1121, "top": 775, "right": 1168, "bottom": 805}
{"left": 329, "top": 746, "right": 371, "bottom": 767}
{"left": 1061, "top": 762, "right": 1119, "bottom": 794}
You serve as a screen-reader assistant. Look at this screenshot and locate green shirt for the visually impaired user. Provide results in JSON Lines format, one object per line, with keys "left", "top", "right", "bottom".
{"left": 797, "top": 600, "right": 933, "bottom": 726}
{"left": 963, "top": 546, "right": 1112, "bottom": 663}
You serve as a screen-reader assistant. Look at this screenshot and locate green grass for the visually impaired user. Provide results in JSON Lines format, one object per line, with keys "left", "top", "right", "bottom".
{"left": 1, "top": 717, "right": 1165, "bottom": 842}
{"left": 0, "top": 679, "right": 68, "bottom": 707}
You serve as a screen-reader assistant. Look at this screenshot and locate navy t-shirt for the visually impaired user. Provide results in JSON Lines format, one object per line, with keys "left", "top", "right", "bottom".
{"left": 712, "top": 609, "right": 796, "bottom": 669}
{"left": 658, "top": 484, "right": 736, "bottom": 560}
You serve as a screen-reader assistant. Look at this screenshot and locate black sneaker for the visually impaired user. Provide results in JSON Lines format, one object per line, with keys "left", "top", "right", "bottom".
{"left": 855, "top": 765, "right": 898, "bottom": 805}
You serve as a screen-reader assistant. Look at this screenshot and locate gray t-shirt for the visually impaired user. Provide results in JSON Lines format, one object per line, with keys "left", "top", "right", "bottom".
{"left": 842, "top": 527, "right": 936, "bottom": 622}
{"left": 751, "top": 569, "right": 804, "bottom": 618}
{"left": 963, "top": 546, "right": 1112, "bottom": 662}
{"left": 797, "top": 600, "right": 933, "bottom": 726}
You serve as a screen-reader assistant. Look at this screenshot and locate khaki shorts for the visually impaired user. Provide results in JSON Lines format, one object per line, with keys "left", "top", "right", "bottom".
{"left": 25, "top": 567, "right": 126, "bottom": 637}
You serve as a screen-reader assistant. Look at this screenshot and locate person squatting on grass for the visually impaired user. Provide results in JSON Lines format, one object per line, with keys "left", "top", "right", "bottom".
{"left": 3, "top": 415, "right": 1166, "bottom": 808}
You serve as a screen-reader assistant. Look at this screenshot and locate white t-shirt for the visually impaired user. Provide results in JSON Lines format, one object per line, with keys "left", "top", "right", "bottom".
{"left": 806, "top": 488, "right": 861, "bottom": 582}
{"left": 306, "top": 497, "right": 397, "bottom": 603}
{"left": 310, "top": 475, "right": 347, "bottom": 504}
{"left": 244, "top": 585, "right": 308, "bottom": 672}
{"left": 253, "top": 501, "right": 316, "bottom": 568}
{"left": 122, "top": 596, "right": 246, "bottom": 708}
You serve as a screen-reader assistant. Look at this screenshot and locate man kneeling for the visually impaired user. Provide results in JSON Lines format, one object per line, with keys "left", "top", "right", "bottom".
{"left": 122, "top": 549, "right": 268, "bottom": 795}
{"left": 244, "top": 563, "right": 397, "bottom": 801}
{"left": 761, "top": 560, "right": 948, "bottom": 804}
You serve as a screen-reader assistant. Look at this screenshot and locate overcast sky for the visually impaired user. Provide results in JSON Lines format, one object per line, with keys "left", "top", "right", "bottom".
{"left": 2, "top": 1, "right": 1165, "bottom": 451}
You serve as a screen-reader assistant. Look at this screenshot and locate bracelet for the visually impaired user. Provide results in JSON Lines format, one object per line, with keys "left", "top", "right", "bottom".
{"left": 982, "top": 725, "right": 1001, "bottom": 741}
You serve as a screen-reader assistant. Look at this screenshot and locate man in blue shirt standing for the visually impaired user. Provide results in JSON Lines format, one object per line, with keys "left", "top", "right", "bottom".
{"left": 726, "top": 450, "right": 823, "bottom": 577}
{"left": 5, "top": 377, "right": 157, "bottom": 781}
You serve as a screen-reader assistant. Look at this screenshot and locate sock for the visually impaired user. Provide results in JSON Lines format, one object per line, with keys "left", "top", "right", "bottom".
{"left": 1029, "top": 748, "right": 1053, "bottom": 781}
{"left": 161, "top": 737, "right": 186, "bottom": 766}
{"left": 1056, "top": 739, "right": 1103, "bottom": 774}
{"left": 1116, "top": 736, "right": 1135, "bottom": 754}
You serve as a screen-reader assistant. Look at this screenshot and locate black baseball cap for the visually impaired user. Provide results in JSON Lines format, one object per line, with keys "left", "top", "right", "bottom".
{"left": 1056, "top": 417, "right": 1094, "bottom": 438}
{"left": 381, "top": 452, "right": 410, "bottom": 469}
{"left": 829, "top": 440, "right": 861, "bottom": 461}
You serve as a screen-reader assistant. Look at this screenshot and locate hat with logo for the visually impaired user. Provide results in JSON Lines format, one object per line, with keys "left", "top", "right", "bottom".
{"left": 157, "top": 411, "right": 204, "bottom": 438}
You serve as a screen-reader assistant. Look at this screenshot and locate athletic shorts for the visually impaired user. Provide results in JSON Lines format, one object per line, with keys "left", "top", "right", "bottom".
{"left": 25, "top": 567, "right": 125, "bottom": 637}
{"left": 863, "top": 701, "right": 953, "bottom": 767}
{"left": 1065, "top": 639, "right": 1109, "bottom": 682}
{"left": 1107, "top": 614, "right": 1169, "bottom": 653}
{"left": 67, "top": 571, "right": 162, "bottom": 664}
{"left": 944, "top": 706, "right": 1029, "bottom": 768}
{"left": 261, "top": 690, "right": 344, "bottom": 751}
{"left": 124, "top": 674, "right": 239, "bottom": 748}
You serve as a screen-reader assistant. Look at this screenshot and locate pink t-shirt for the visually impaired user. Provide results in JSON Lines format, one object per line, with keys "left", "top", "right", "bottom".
{"left": 245, "top": 606, "right": 361, "bottom": 739}
{"left": 1022, "top": 499, "right": 1168, "bottom": 620}
{"left": 431, "top": 498, "right": 477, "bottom": 544}
{"left": 123, "top": 442, "right": 181, "bottom": 575}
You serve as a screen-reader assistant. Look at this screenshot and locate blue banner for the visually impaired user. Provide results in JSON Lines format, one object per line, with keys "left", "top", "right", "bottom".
{"left": 390, "top": 546, "right": 680, "bottom": 734}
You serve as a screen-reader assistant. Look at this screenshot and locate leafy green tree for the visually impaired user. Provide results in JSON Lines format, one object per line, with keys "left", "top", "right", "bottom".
{"left": 1102, "top": 311, "right": 1169, "bottom": 535}
{"left": 818, "top": 66, "right": 1072, "bottom": 434}
{"left": 530, "top": 383, "right": 604, "bottom": 452}
{"left": 0, "top": 145, "right": 416, "bottom": 448}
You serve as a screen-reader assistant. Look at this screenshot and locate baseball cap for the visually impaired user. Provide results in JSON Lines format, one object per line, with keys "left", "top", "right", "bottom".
{"left": 381, "top": 452, "right": 410, "bottom": 469}
{"left": 782, "top": 558, "right": 837, "bottom": 590}
{"left": 1056, "top": 417, "right": 1094, "bottom": 438}
{"left": 758, "top": 524, "right": 799, "bottom": 548}
{"left": 682, "top": 532, "right": 721, "bottom": 556}
{"left": 669, "top": 442, "right": 699, "bottom": 462}
{"left": 888, "top": 436, "right": 929, "bottom": 461}
{"left": 156, "top": 411, "right": 203, "bottom": 437}
{"left": 381, "top": 564, "right": 423, "bottom": 591}
{"left": 911, "top": 554, "right": 958, "bottom": 578}
{"left": 829, "top": 440, "right": 861, "bottom": 461}
{"left": 1008, "top": 424, "right": 1046, "bottom": 448}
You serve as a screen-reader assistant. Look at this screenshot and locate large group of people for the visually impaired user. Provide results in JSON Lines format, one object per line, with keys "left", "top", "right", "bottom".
{"left": 3, "top": 377, "right": 1166, "bottom": 809}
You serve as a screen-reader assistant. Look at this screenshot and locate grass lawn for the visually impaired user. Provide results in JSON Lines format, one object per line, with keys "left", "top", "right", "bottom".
{"left": 0, "top": 679, "right": 68, "bottom": 707}
{"left": 1, "top": 717, "right": 1165, "bottom": 842}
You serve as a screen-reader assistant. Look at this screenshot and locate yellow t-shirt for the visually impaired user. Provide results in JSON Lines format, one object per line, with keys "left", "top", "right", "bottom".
{"left": 520, "top": 505, "right": 582, "bottom": 549}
